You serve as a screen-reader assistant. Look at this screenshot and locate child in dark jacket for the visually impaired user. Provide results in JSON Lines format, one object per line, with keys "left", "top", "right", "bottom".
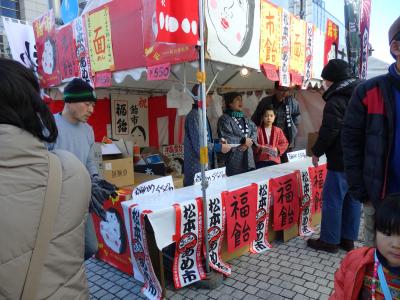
{"left": 254, "top": 105, "right": 288, "bottom": 169}
{"left": 331, "top": 193, "right": 400, "bottom": 300}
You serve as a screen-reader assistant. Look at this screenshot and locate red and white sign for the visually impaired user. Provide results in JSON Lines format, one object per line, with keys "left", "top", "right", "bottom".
{"left": 33, "top": 10, "right": 60, "bottom": 87}
{"left": 128, "top": 205, "right": 163, "bottom": 300}
{"left": 156, "top": 0, "right": 199, "bottom": 45}
{"left": 324, "top": 19, "right": 339, "bottom": 65}
{"left": 173, "top": 199, "right": 206, "bottom": 289}
{"left": 299, "top": 170, "right": 315, "bottom": 236}
{"left": 250, "top": 181, "right": 272, "bottom": 254}
{"left": 73, "top": 15, "right": 94, "bottom": 87}
{"left": 204, "top": 194, "right": 231, "bottom": 276}
{"left": 224, "top": 184, "right": 257, "bottom": 253}
{"left": 271, "top": 173, "right": 300, "bottom": 231}
{"left": 309, "top": 164, "right": 327, "bottom": 215}
{"left": 56, "top": 24, "right": 78, "bottom": 82}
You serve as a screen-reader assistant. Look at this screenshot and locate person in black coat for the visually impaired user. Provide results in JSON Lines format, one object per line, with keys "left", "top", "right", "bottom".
{"left": 307, "top": 59, "right": 362, "bottom": 253}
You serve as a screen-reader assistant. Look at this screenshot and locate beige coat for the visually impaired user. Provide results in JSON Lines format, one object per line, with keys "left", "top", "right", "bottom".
{"left": 0, "top": 125, "right": 90, "bottom": 299}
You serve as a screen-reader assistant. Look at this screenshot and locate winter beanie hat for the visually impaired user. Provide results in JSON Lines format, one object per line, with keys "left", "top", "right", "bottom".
{"left": 63, "top": 78, "right": 96, "bottom": 103}
{"left": 321, "top": 59, "right": 352, "bottom": 83}
{"left": 389, "top": 16, "right": 400, "bottom": 44}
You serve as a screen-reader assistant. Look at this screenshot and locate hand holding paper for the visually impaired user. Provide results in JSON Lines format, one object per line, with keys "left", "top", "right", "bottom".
{"left": 261, "top": 145, "right": 278, "bottom": 157}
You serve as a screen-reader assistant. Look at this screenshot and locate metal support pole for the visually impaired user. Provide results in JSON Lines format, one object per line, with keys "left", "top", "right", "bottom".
{"left": 198, "top": 0, "right": 210, "bottom": 274}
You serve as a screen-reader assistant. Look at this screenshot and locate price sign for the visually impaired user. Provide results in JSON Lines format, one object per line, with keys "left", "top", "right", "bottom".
{"left": 287, "top": 149, "right": 307, "bottom": 162}
{"left": 95, "top": 70, "right": 112, "bottom": 87}
{"left": 147, "top": 63, "right": 171, "bottom": 81}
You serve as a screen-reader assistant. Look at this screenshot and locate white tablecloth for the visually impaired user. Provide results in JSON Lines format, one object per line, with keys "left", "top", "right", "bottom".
{"left": 122, "top": 157, "right": 326, "bottom": 250}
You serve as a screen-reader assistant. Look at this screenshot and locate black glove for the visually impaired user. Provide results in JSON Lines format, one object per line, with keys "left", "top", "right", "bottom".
{"left": 90, "top": 176, "right": 118, "bottom": 221}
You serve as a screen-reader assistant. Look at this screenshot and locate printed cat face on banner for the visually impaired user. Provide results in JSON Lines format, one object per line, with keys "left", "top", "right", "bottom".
{"left": 207, "top": 0, "right": 254, "bottom": 56}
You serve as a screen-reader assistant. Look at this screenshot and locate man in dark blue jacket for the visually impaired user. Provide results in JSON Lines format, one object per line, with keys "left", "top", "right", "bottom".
{"left": 342, "top": 16, "right": 400, "bottom": 246}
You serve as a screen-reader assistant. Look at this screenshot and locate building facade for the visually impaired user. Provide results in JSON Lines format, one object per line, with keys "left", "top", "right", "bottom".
{"left": 0, "top": 0, "right": 47, "bottom": 57}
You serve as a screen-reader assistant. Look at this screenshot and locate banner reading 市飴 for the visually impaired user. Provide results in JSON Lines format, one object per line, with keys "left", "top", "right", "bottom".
{"left": 260, "top": 0, "right": 281, "bottom": 81}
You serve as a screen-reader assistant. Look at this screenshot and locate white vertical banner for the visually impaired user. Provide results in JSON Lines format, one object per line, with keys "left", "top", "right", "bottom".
{"left": 302, "top": 22, "right": 314, "bottom": 89}
{"left": 2, "top": 17, "right": 37, "bottom": 71}
{"left": 204, "top": 193, "right": 231, "bottom": 276}
{"left": 279, "top": 9, "right": 291, "bottom": 87}
{"left": 111, "top": 94, "right": 149, "bottom": 147}
{"left": 250, "top": 180, "right": 272, "bottom": 254}
{"left": 128, "top": 205, "right": 163, "bottom": 300}
{"left": 312, "top": 28, "right": 324, "bottom": 80}
{"left": 299, "top": 170, "right": 315, "bottom": 236}
{"left": 173, "top": 199, "right": 206, "bottom": 289}
{"left": 73, "top": 15, "right": 94, "bottom": 87}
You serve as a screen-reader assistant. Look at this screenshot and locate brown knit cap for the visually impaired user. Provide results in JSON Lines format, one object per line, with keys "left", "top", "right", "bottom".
{"left": 389, "top": 16, "right": 400, "bottom": 44}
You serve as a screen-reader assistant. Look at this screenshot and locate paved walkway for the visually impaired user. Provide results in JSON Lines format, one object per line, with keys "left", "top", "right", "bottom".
{"left": 87, "top": 220, "right": 365, "bottom": 300}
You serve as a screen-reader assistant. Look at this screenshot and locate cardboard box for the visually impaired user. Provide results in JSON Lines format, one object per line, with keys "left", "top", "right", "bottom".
{"left": 103, "top": 157, "right": 134, "bottom": 188}
{"left": 307, "top": 132, "right": 319, "bottom": 156}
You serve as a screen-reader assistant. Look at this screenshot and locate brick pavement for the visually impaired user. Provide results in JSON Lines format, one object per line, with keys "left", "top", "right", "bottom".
{"left": 87, "top": 226, "right": 365, "bottom": 299}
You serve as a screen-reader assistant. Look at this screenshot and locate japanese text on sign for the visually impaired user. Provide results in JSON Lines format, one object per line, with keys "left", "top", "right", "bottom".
{"left": 299, "top": 170, "right": 314, "bottom": 236}
{"left": 225, "top": 184, "right": 257, "bottom": 252}
{"left": 133, "top": 175, "right": 175, "bottom": 197}
{"left": 205, "top": 194, "right": 231, "bottom": 275}
{"left": 309, "top": 164, "right": 327, "bottom": 215}
{"left": 86, "top": 7, "right": 114, "bottom": 72}
{"left": 173, "top": 199, "right": 205, "bottom": 289}
{"left": 271, "top": 173, "right": 300, "bottom": 231}
{"left": 194, "top": 167, "right": 226, "bottom": 185}
{"left": 250, "top": 181, "right": 272, "bottom": 254}
{"left": 260, "top": 1, "right": 281, "bottom": 67}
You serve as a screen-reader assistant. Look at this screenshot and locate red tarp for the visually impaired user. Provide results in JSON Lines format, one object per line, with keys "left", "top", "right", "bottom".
{"left": 48, "top": 98, "right": 111, "bottom": 142}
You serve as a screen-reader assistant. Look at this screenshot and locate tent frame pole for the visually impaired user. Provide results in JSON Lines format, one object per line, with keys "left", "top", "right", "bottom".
{"left": 198, "top": 0, "right": 211, "bottom": 275}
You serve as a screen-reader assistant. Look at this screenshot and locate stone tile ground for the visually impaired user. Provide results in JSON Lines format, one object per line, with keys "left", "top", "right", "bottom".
{"left": 87, "top": 222, "right": 365, "bottom": 299}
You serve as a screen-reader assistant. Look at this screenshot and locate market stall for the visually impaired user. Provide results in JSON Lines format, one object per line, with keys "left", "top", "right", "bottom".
{"left": 2, "top": 0, "right": 340, "bottom": 298}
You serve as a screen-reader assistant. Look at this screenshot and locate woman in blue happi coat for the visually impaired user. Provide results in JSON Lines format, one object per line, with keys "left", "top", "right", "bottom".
{"left": 183, "top": 85, "right": 231, "bottom": 186}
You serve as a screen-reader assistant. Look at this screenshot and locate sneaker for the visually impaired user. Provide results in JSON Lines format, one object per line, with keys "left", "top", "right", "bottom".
{"left": 340, "top": 239, "right": 355, "bottom": 252}
{"left": 307, "top": 238, "right": 339, "bottom": 253}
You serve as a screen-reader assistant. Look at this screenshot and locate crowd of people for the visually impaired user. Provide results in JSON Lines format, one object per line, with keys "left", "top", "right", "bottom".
{"left": 0, "top": 15, "right": 400, "bottom": 300}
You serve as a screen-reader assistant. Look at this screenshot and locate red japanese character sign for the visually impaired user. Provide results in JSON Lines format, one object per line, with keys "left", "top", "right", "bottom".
{"left": 308, "top": 164, "right": 327, "bottom": 215}
{"left": 324, "top": 19, "right": 339, "bottom": 65}
{"left": 156, "top": 0, "right": 199, "bottom": 45}
{"left": 56, "top": 24, "right": 78, "bottom": 82}
{"left": 271, "top": 173, "right": 300, "bottom": 231}
{"left": 224, "top": 184, "right": 257, "bottom": 253}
